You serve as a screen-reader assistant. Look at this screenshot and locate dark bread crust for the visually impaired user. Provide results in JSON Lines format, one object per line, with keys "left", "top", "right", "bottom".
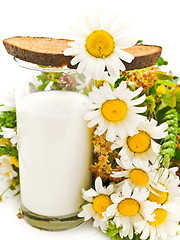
{"left": 3, "top": 37, "right": 73, "bottom": 67}
{"left": 3, "top": 36, "right": 162, "bottom": 70}
{"left": 123, "top": 44, "right": 162, "bottom": 70}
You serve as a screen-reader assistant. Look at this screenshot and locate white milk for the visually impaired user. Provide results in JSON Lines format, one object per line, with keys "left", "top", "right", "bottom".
{"left": 17, "top": 91, "right": 92, "bottom": 216}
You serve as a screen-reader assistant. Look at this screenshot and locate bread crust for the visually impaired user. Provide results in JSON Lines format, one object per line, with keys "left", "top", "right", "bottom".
{"left": 3, "top": 36, "right": 162, "bottom": 70}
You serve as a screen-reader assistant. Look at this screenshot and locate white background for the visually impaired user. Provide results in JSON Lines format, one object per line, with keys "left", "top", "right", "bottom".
{"left": 0, "top": 0, "right": 180, "bottom": 239}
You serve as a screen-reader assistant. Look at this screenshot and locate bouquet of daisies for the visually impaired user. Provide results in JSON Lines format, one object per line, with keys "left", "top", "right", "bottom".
{"left": 64, "top": 12, "right": 180, "bottom": 240}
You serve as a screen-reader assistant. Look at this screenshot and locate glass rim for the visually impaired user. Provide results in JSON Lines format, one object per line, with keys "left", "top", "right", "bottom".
{"left": 13, "top": 57, "right": 75, "bottom": 73}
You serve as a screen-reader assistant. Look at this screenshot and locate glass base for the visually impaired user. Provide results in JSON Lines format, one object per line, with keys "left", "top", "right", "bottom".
{"left": 22, "top": 204, "right": 84, "bottom": 231}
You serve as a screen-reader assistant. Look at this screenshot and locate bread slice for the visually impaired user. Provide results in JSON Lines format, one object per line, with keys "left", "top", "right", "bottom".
{"left": 3, "top": 36, "right": 162, "bottom": 70}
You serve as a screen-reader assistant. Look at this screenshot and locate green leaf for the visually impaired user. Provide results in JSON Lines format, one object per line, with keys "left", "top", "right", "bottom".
{"left": 107, "top": 230, "right": 119, "bottom": 237}
{"left": 111, "top": 234, "right": 121, "bottom": 240}
{"left": 149, "top": 86, "right": 157, "bottom": 97}
{"left": 0, "top": 145, "right": 18, "bottom": 159}
{"left": 175, "top": 149, "right": 180, "bottom": 161}
{"left": 9, "top": 185, "right": 16, "bottom": 191}
{"left": 114, "top": 75, "right": 127, "bottom": 88}
{"left": 37, "top": 73, "right": 49, "bottom": 83}
{"left": 14, "top": 190, "right": 20, "bottom": 197}
{"left": 36, "top": 72, "right": 51, "bottom": 91}
{"left": 0, "top": 109, "right": 16, "bottom": 129}
{"left": 106, "top": 220, "right": 121, "bottom": 238}
{"left": 163, "top": 114, "right": 178, "bottom": 121}
{"left": 156, "top": 80, "right": 177, "bottom": 87}
{"left": 168, "top": 126, "right": 178, "bottom": 134}
{"left": 174, "top": 87, "right": 180, "bottom": 103}
{"left": 161, "top": 141, "right": 176, "bottom": 149}
{"left": 144, "top": 95, "right": 156, "bottom": 118}
{"left": 163, "top": 134, "right": 177, "bottom": 142}
{"left": 176, "top": 102, "right": 180, "bottom": 116}
{"left": 155, "top": 70, "right": 173, "bottom": 80}
{"left": 156, "top": 56, "right": 168, "bottom": 66}
{"left": 29, "top": 82, "right": 36, "bottom": 89}
{"left": 158, "top": 90, "right": 176, "bottom": 111}
{"left": 136, "top": 40, "right": 143, "bottom": 45}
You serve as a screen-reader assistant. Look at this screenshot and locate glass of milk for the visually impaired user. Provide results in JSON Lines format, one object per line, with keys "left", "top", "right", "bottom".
{"left": 14, "top": 59, "right": 92, "bottom": 230}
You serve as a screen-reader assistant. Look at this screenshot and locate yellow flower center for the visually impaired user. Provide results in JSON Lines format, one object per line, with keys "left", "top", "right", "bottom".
{"left": 129, "top": 168, "right": 149, "bottom": 186}
{"left": 85, "top": 30, "right": 115, "bottom": 58}
{"left": 148, "top": 208, "right": 167, "bottom": 226}
{"left": 118, "top": 198, "right": 140, "bottom": 217}
{"left": 156, "top": 85, "right": 166, "bottom": 97}
{"left": 148, "top": 185, "right": 168, "bottom": 204}
{"left": 92, "top": 194, "right": 112, "bottom": 216}
{"left": 10, "top": 156, "right": 19, "bottom": 168}
{"left": 101, "top": 99, "right": 128, "bottom": 122}
{"left": 127, "top": 131, "right": 151, "bottom": 153}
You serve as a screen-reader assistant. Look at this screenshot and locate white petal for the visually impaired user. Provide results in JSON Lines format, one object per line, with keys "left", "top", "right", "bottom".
{"left": 87, "top": 117, "right": 101, "bottom": 128}
{"left": 130, "top": 94, "right": 146, "bottom": 106}
{"left": 104, "top": 204, "right": 117, "bottom": 218}
{"left": 63, "top": 47, "right": 81, "bottom": 56}
{"left": 116, "top": 49, "right": 134, "bottom": 63}
{"left": 105, "top": 57, "right": 122, "bottom": 77}
{"left": 106, "top": 123, "right": 116, "bottom": 142}
{"left": 71, "top": 51, "right": 87, "bottom": 65}
{"left": 106, "top": 184, "right": 114, "bottom": 195}
{"left": 77, "top": 56, "right": 92, "bottom": 73}
{"left": 140, "top": 223, "right": 150, "bottom": 240}
{"left": 122, "top": 181, "right": 132, "bottom": 197}
{"left": 84, "top": 110, "right": 100, "bottom": 121}
{"left": 111, "top": 171, "right": 128, "bottom": 178}
{"left": 95, "top": 177, "right": 103, "bottom": 193}
{"left": 114, "top": 215, "right": 122, "bottom": 228}
{"left": 149, "top": 226, "right": 157, "bottom": 240}
{"left": 151, "top": 140, "right": 160, "bottom": 155}
{"left": 115, "top": 33, "right": 138, "bottom": 48}
{"left": 83, "top": 188, "right": 98, "bottom": 202}
{"left": 129, "top": 87, "right": 143, "bottom": 99}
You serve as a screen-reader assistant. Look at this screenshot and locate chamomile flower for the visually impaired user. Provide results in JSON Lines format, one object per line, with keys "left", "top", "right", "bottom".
{"left": 147, "top": 167, "right": 180, "bottom": 207}
{"left": 0, "top": 156, "right": 18, "bottom": 180}
{"left": 111, "top": 118, "right": 168, "bottom": 167}
{"left": 0, "top": 127, "right": 18, "bottom": 146}
{"left": 104, "top": 181, "right": 157, "bottom": 239}
{"left": 78, "top": 177, "right": 114, "bottom": 232}
{"left": 84, "top": 81, "right": 147, "bottom": 142}
{"left": 111, "top": 158, "right": 157, "bottom": 190}
{"left": 64, "top": 11, "right": 137, "bottom": 79}
{"left": 135, "top": 203, "right": 180, "bottom": 240}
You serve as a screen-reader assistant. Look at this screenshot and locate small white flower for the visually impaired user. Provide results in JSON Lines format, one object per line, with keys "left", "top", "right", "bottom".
{"left": 64, "top": 11, "right": 137, "bottom": 79}
{"left": 84, "top": 81, "right": 147, "bottom": 142}
{"left": 135, "top": 203, "right": 180, "bottom": 240}
{"left": 111, "top": 158, "right": 158, "bottom": 190}
{"left": 111, "top": 118, "right": 168, "bottom": 168}
{"left": 0, "top": 156, "right": 18, "bottom": 180}
{"left": 0, "top": 127, "right": 18, "bottom": 145}
{"left": 78, "top": 177, "right": 114, "bottom": 232}
{"left": 147, "top": 167, "right": 180, "bottom": 208}
{"left": 104, "top": 181, "right": 157, "bottom": 239}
